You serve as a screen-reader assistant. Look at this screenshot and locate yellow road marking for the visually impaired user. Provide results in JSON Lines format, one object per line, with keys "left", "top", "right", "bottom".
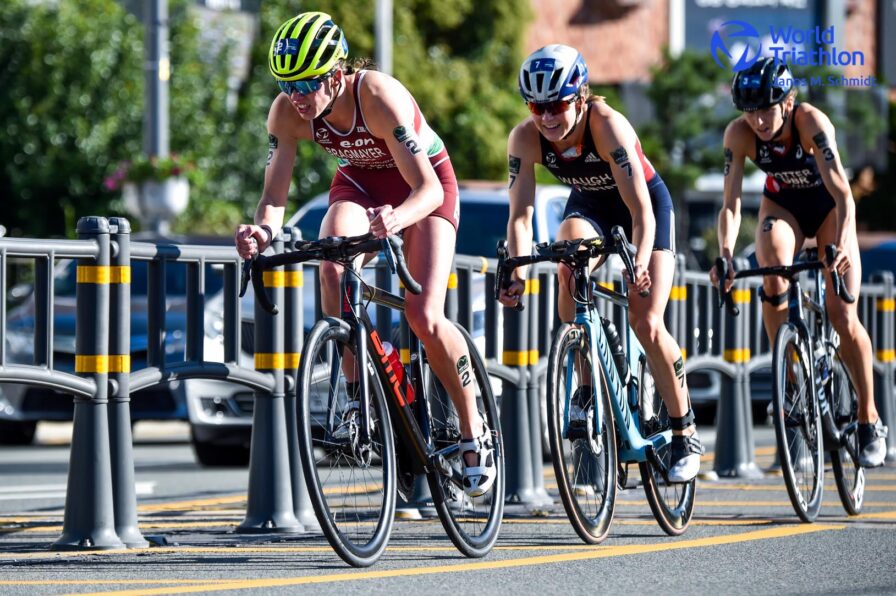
{"left": 65, "top": 525, "right": 842, "bottom": 596}
{"left": 850, "top": 510, "right": 896, "bottom": 521}
{"left": 138, "top": 496, "right": 246, "bottom": 512}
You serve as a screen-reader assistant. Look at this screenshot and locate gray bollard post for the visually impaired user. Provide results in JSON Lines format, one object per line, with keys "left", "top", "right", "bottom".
{"left": 526, "top": 275, "right": 552, "bottom": 506}
{"left": 281, "top": 227, "right": 319, "bottom": 529}
{"left": 870, "top": 272, "right": 896, "bottom": 462}
{"left": 500, "top": 281, "right": 537, "bottom": 503}
{"left": 713, "top": 286, "right": 762, "bottom": 479}
{"left": 54, "top": 216, "right": 125, "bottom": 550}
{"left": 106, "top": 218, "right": 148, "bottom": 548}
{"left": 238, "top": 233, "right": 303, "bottom": 533}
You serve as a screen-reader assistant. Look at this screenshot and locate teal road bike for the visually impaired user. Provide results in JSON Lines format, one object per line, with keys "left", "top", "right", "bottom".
{"left": 497, "top": 226, "right": 696, "bottom": 544}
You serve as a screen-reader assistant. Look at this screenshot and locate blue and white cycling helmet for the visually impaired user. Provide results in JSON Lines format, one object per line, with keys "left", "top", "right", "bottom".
{"left": 519, "top": 44, "right": 589, "bottom": 103}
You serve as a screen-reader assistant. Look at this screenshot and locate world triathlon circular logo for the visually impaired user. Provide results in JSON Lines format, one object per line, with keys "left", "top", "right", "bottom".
{"left": 710, "top": 20, "right": 762, "bottom": 72}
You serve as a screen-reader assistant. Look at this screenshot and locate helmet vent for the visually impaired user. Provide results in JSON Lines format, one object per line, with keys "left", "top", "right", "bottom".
{"left": 549, "top": 68, "right": 564, "bottom": 93}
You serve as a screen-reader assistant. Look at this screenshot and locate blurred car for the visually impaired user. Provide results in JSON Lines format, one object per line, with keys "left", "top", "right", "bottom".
{"left": 185, "top": 181, "right": 571, "bottom": 465}
{"left": 0, "top": 241, "right": 227, "bottom": 445}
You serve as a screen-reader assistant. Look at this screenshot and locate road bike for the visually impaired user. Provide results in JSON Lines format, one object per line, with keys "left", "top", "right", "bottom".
{"left": 243, "top": 233, "right": 504, "bottom": 566}
{"left": 715, "top": 245, "right": 864, "bottom": 521}
{"left": 496, "top": 226, "right": 696, "bottom": 543}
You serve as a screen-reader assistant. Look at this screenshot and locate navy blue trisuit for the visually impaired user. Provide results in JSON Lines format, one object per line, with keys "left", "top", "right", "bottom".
{"left": 539, "top": 102, "right": 676, "bottom": 252}
{"left": 751, "top": 103, "right": 835, "bottom": 238}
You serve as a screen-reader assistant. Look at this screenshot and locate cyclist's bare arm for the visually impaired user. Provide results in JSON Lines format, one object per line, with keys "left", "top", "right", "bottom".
{"left": 798, "top": 104, "right": 855, "bottom": 273}
{"left": 593, "top": 106, "right": 653, "bottom": 290}
{"left": 505, "top": 121, "right": 539, "bottom": 285}
{"left": 360, "top": 72, "right": 443, "bottom": 234}
{"left": 714, "top": 119, "right": 751, "bottom": 288}
{"left": 236, "top": 96, "right": 308, "bottom": 258}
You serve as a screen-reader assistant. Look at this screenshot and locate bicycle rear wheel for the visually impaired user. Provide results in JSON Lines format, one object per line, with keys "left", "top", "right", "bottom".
{"left": 771, "top": 323, "right": 824, "bottom": 522}
{"left": 828, "top": 343, "right": 864, "bottom": 515}
{"left": 637, "top": 357, "right": 696, "bottom": 536}
{"left": 297, "top": 318, "right": 396, "bottom": 567}
{"left": 425, "top": 323, "right": 504, "bottom": 558}
{"left": 546, "top": 323, "right": 618, "bottom": 545}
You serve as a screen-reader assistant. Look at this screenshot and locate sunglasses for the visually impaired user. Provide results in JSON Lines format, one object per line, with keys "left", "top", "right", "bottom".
{"left": 278, "top": 71, "right": 333, "bottom": 96}
{"left": 527, "top": 98, "right": 575, "bottom": 116}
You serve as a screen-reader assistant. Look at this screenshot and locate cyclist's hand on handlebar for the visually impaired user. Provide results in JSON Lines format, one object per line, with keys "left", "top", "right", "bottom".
{"left": 235, "top": 224, "right": 270, "bottom": 259}
{"left": 824, "top": 244, "right": 851, "bottom": 276}
{"left": 498, "top": 278, "right": 525, "bottom": 309}
{"left": 710, "top": 256, "right": 735, "bottom": 293}
{"left": 366, "top": 205, "right": 403, "bottom": 239}
{"left": 625, "top": 261, "right": 651, "bottom": 296}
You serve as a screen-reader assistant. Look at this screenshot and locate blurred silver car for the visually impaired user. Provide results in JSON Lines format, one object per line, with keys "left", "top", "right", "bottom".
{"left": 0, "top": 248, "right": 227, "bottom": 445}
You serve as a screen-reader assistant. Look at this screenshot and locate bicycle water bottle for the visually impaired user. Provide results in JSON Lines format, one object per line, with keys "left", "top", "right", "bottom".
{"left": 600, "top": 317, "right": 629, "bottom": 382}
{"left": 384, "top": 341, "right": 415, "bottom": 404}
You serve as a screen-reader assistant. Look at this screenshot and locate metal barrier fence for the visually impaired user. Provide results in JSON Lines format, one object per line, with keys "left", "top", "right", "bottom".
{"left": 1, "top": 218, "right": 894, "bottom": 548}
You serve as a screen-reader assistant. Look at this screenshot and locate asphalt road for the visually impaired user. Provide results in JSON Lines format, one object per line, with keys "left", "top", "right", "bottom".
{"left": 0, "top": 422, "right": 894, "bottom": 596}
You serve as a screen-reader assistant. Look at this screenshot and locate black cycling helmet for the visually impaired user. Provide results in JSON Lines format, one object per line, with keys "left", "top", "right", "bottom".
{"left": 731, "top": 57, "right": 794, "bottom": 112}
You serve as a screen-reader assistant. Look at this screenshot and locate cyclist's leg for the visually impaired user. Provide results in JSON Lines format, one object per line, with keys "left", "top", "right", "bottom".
{"left": 814, "top": 211, "right": 886, "bottom": 464}
{"left": 555, "top": 216, "right": 603, "bottom": 419}
{"left": 403, "top": 215, "right": 497, "bottom": 495}
{"left": 555, "top": 216, "right": 602, "bottom": 323}
{"left": 629, "top": 249, "right": 688, "bottom": 418}
{"left": 629, "top": 249, "right": 702, "bottom": 480}
{"left": 755, "top": 197, "right": 804, "bottom": 345}
{"left": 402, "top": 216, "right": 480, "bottom": 432}
{"left": 318, "top": 198, "right": 376, "bottom": 391}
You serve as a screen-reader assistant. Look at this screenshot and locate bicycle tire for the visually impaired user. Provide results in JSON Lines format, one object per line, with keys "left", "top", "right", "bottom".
{"left": 425, "top": 323, "right": 505, "bottom": 557}
{"left": 296, "top": 318, "right": 397, "bottom": 567}
{"left": 546, "top": 323, "right": 618, "bottom": 545}
{"left": 637, "top": 357, "right": 696, "bottom": 536}
{"left": 771, "top": 323, "right": 824, "bottom": 522}
{"left": 828, "top": 342, "right": 865, "bottom": 515}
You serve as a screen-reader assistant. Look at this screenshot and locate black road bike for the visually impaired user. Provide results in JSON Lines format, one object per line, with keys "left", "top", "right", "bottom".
{"left": 716, "top": 245, "right": 864, "bottom": 521}
{"left": 243, "top": 233, "right": 504, "bottom": 566}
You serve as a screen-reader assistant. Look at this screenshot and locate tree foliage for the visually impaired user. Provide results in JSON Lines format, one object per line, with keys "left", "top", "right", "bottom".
{"left": 0, "top": 0, "right": 533, "bottom": 237}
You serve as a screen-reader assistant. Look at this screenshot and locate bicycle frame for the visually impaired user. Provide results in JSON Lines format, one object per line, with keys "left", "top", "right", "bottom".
{"left": 564, "top": 260, "right": 671, "bottom": 467}
{"left": 787, "top": 264, "right": 859, "bottom": 453}
{"left": 334, "top": 262, "right": 462, "bottom": 484}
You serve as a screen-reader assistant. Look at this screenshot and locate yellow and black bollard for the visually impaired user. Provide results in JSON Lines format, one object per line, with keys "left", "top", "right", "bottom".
{"left": 238, "top": 233, "right": 303, "bottom": 533}
{"left": 54, "top": 217, "right": 125, "bottom": 550}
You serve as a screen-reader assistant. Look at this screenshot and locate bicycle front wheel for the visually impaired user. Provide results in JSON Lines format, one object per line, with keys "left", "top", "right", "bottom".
{"left": 772, "top": 323, "right": 824, "bottom": 522}
{"left": 297, "top": 318, "right": 397, "bottom": 567}
{"left": 637, "top": 357, "right": 696, "bottom": 536}
{"left": 546, "top": 323, "right": 618, "bottom": 545}
{"left": 828, "top": 344, "right": 864, "bottom": 515}
{"left": 426, "top": 323, "right": 505, "bottom": 558}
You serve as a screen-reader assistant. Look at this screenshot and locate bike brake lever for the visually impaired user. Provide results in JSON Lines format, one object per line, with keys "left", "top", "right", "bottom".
{"left": 714, "top": 257, "right": 740, "bottom": 317}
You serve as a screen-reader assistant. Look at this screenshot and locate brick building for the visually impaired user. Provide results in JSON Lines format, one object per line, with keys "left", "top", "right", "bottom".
{"left": 526, "top": 0, "right": 887, "bottom": 86}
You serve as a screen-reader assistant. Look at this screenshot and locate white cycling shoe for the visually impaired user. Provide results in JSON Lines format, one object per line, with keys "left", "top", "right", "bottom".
{"left": 460, "top": 422, "right": 496, "bottom": 498}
